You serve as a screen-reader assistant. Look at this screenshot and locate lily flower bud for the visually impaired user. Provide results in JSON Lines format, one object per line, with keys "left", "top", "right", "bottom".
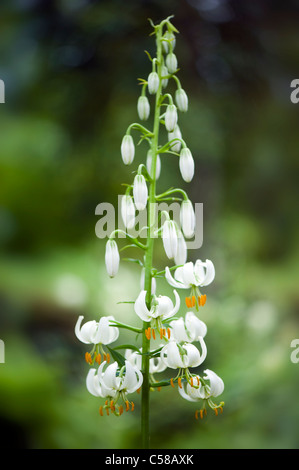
{"left": 146, "top": 149, "right": 161, "bottom": 179}
{"left": 133, "top": 174, "right": 148, "bottom": 211}
{"left": 180, "top": 199, "right": 196, "bottom": 238}
{"left": 137, "top": 95, "right": 150, "bottom": 120}
{"left": 148, "top": 71, "right": 159, "bottom": 94}
{"left": 162, "top": 31, "right": 176, "bottom": 54}
{"left": 162, "top": 219, "right": 178, "bottom": 259}
{"left": 161, "top": 65, "right": 169, "bottom": 88}
{"left": 105, "top": 239, "right": 120, "bottom": 278}
{"left": 166, "top": 52, "right": 178, "bottom": 74}
{"left": 179, "top": 147, "right": 194, "bottom": 182}
{"left": 121, "top": 194, "right": 135, "bottom": 230}
{"left": 175, "top": 88, "right": 188, "bottom": 112}
{"left": 165, "top": 104, "right": 178, "bottom": 132}
{"left": 121, "top": 135, "right": 135, "bottom": 165}
{"left": 168, "top": 125, "right": 182, "bottom": 153}
{"left": 174, "top": 230, "right": 187, "bottom": 266}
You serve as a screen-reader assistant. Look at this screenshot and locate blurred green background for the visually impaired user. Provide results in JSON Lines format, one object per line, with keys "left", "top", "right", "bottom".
{"left": 0, "top": 0, "right": 299, "bottom": 449}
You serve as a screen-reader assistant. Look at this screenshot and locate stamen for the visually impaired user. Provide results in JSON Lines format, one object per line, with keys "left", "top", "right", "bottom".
{"left": 96, "top": 353, "right": 102, "bottom": 364}
{"left": 110, "top": 400, "right": 115, "bottom": 411}
{"left": 170, "top": 378, "right": 175, "bottom": 388}
{"left": 196, "top": 376, "right": 200, "bottom": 386}
{"left": 105, "top": 400, "right": 108, "bottom": 406}
{"left": 103, "top": 353, "right": 107, "bottom": 361}
{"left": 131, "top": 402, "right": 135, "bottom": 412}
{"left": 214, "top": 408, "right": 219, "bottom": 416}
{"left": 195, "top": 410, "right": 199, "bottom": 420}
{"left": 160, "top": 328, "right": 163, "bottom": 339}
{"left": 190, "top": 377, "right": 194, "bottom": 387}
{"left": 125, "top": 400, "right": 130, "bottom": 412}
{"left": 201, "top": 294, "right": 207, "bottom": 306}
{"left": 137, "top": 388, "right": 141, "bottom": 394}
{"left": 106, "top": 353, "right": 110, "bottom": 364}
{"left": 163, "top": 328, "right": 166, "bottom": 337}
{"left": 157, "top": 387, "right": 161, "bottom": 392}
{"left": 191, "top": 295, "right": 196, "bottom": 307}
{"left": 85, "top": 352, "right": 92, "bottom": 364}
{"left": 198, "top": 296, "right": 202, "bottom": 306}
{"left": 204, "top": 409, "right": 207, "bottom": 416}
{"left": 119, "top": 405, "right": 124, "bottom": 416}
{"left": 178, "top": 377, "right": 182, "bottom": 389}
{"left": 99, "top": 406, "right": 104, "bottom": 416}
{"left": 219, "top": 406, "right": 223, "bottom": 414}
{"left": 152, "top": 328, "right": 156, "bottom": 340}
{"left": 106, "top": 408, "right": 110, "bottom": 416}
{"left": 199, "top": 409, "right": 204, "bottom": 419}
{"left": 167, "top": 327, "right": 171, "bottom": 339}
{"left": 185, "top": 297, "right": 191, "bottom": 308}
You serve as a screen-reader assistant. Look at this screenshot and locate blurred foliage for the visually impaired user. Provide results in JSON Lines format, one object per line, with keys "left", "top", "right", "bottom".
{"left": 0, "top": 0, "right": 299, "bottom": 449}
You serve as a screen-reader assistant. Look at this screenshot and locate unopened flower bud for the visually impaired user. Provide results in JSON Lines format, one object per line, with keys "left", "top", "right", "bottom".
{"left": 165, "top": 104, "right": 178, "bottom": 132}
{"left": 166, "top": 52, "right": 178, "bottom": 74}
{"left": 175, "top": 88, "right": 188, "bottom": 112}
{"left": 146, "top": 149, "right": 161, "bottom": 179}
{"left": 121, "top": 195, "right": 135, "bottom": 230}
{"left": 148, "top": 71, "right": 159, "bottom": 94}
{"left": 121, "top": 135, "right": 135, "bottom": 165}
{"left": 179, "top": 147, "right": 194, "bottom": 183}
{"left": 162, "top": 220, "right": 178, "bottom": 259}
{"left": 137, "top": 95, "right": 150, "bottom": 120}
{"left": 105, "top": 239, "right": 120, "bottom": 278}
{"left": 162, "top": 31, "right": 176, "bottom": 54}
{"left": 133, "top": 174, "right": 148, "bottom": 211}
{"left": 180, "top": 199, "right": 195, "bottom": 238}
{"left": 168, "top": 125, "right": 182, "bottom": 153}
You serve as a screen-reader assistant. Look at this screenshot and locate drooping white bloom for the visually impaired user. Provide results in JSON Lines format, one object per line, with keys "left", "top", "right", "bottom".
{"left": 160, "top": 339, "right": 207, "bottom": 369}
{"left": 162, "top": 219, "right": 178, "bottom": 259}
{"left": 175, "top": 88, "right": 188, "bottom": 112}
{"left": 125, "top": 348, "right": 167, "bottom": 375}
{"left": 162, "top": 30, "right": 176, "bottom": 54}
{"left": 121, "top": 135, "right": 135, "bottom": 165}
{"left": 168, "top": 124, "right": 182, "bottom": 153}
{"left": 148, "top": 71, "right": 159, "bottom": 94}
{"left": 165, "top": 260, "right": 215, "bottom": 290}
{"left": 137, "top": 95, "right": 150, "bottom": 120}
{"left": 75, "top": 315, "right": 119, "bottom": 345}
{"left": 174, "top": 231, "right": 187, "bottom": 266}
{"left": 179, "top": 147, "right": 194, "bottom": 182}
{"left": 146, "top": 149, "right": 161, "bottom": 179}
{"left": 161, "top": 65, "right": 169, "bottom": 88}
{"left": 178, "top": 369, "right": 224, "bottom": 402}
{"left": 165, "top": 104, "right": 178, "bottom": 132}
{"left": 134, "top": 289, "right": 180, "bottom": 323}
{"left": 169, "top": 311, "right": 207, "bottom": 342}
{"left": 121, "top": 194, "right": 135, "bottom": 230}
{"left": 86, "top": 367, "right": 113, "bottom": 398}
{"left": 180, "top": 199, "right": 195, "bottom": 238}
{"left": 133, "top": 174, "right": 148, "bottom": 211}
{"left": 166, "top": 52, "right": 178, "bottom": 73}
{"left": 105, "top": 239, "right": 120, "bottom": 278}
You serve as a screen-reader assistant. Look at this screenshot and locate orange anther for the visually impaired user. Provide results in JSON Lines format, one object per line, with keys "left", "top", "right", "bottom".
{"left": 96, "top": 353, "right": 102, "bottom": 364}
{"left": 125, "top": 400, "right": 130, "bottom": 412}
{"left": 199, "top": 409, "right": 204, "bottom": 419}
{"left": 178, "top": 377, "right": 182, "bottom": 389}
{"left": 137, "top": 388, "right": 141, "bottom": 394}
{"left": 131, "top": 402, "right": 135, "bottom": 412}
{"left": 157, "top": 387, "right": 161, "bottom": 392}
{"left": 85, "top": 352, "right": 92, "bottom": 364}
{"left": 167, "top": 327, "right": 171, "bottom": 339}
{"left": 163, "top": 328, "right": 166, "bottom": 337}
{"left": 105, "top": 400, "right": 108, "bottom": 406}
{"left": 103, "top": 353, "right": 107, "bottom": 361}
{"left": 160, "top": 328, "right": 163, "bottom": 339}
{"left": 204, "top": 409, "right": 207, "bottom": 416}
{"left": 192, "top": 295, "right": 196, "bottom": 307}
{"left": 145, "top": 328, "right": 151, "bottom": 340}
{"left": 195, "top": 410, "right": 199, "bottom": 420}
{"left": 214, "top": 408, "right": 218, "bottom": 416}
{"left": 197, "top": 376, "right": 200, "bottom": 386}
{"left": 185, "top": 297, "right": 191, "bottom": 308}
{"left": 106, "top": 408, "right": 110, "bottom": 416}
{"left": 170, "top": 378, "right": 174, "bottom": 388}
{"left": 119, "top": 405, "right": 124, "bottom": 416}
{"left": 190, "top": 377, "right": 194, "bottom": 387}
{"left": 110, "top": 400, "right": 114, "bottom": 411}
{"left": 106, "top": 353, "right": 110, "bottom": 364}
{"left": 201, "top": 294, "right": 207, "bottom": 306}
{"left": 152, "top": 328, "right": 156, "bottom": 340}
{"left": 99, "top": 406, "right": 104, "bottom": 416}
{"left": 198, "top": 296, "right": 202, "bottom": 306}
{"left": 220, "top": 406, "right": 223, "bottom": 414}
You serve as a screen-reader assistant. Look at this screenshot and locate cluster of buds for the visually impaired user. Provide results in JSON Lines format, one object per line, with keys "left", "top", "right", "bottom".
{"left": 76, "top": 16, "right": 224, "bottom": 429}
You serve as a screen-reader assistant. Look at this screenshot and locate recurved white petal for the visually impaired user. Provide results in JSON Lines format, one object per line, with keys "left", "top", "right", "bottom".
{"left": 134, "top": 290, "right": 152, "bottom": 322}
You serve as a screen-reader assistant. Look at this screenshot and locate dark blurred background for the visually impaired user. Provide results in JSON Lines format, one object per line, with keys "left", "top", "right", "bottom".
{"left": 0, "top": 0, "right": 299, "bottom": 449}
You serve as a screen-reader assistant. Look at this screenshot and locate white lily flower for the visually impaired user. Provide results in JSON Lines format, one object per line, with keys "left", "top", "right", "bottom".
{"left": 168, "top": 124, "right": 182, "bottom": 153}
{"left": 178, "top": 369, "right": 224, "bottom": 401}
{"left": 121, "top": 194, "right": 135, "bottom": 230}
{"left": 146, "top": 149, "right": 161, "bottom": 179}
{"left": 121, "top": 134, "right": 135, "bottom": 165}
{"left": 148, "top": 71, "right": 159, "bottom": 94}
{"left": 75, "top": 315, "right": 119, "bottom": 345}
{"left": 179, "top": 147, "right": 194, "bottom": 182}
{"left": 125, "top": 348, "right": 167, "bottom": 375}
{"left": 174, "top": 231, "right": 187, "bottom": 266}
{"left": 180, "top": 199, "right": 195, "bottom": 238}
{"left": 98, "top": 360, "right": 143, "bottom": 396}
{"left": 169, "top": 311, "right": 207, "bottom": 342}
{"left": 86, "top": 367, "right": 113, "bottom": 398}
{"left": 133, "top": 174, "right": 148, "bottom": 211}
{"left": 175, "top": 88, "right": 188, "bottom": 112}
{"left": 137, "top": 95, "right": 150, "bottom": 120}
{"left": 134, "top": 289, "right": 180, "bottom": 323}
{"left": 105, "top": 239, "right": 120, "bottom": 278}
{"left": 162, "top": 219, "right": 178, "bottom": 259}
{"left": 166, "top": 52, "right": 178, "bottom": 73}
{"left": 165, "top": 104, "right": 178, "bottom": 132}
{"left": 165, "top": 260, "right": 215, "bottom": 290}
{"left": 160, "top": 339, "right": 207, "bottom": 369}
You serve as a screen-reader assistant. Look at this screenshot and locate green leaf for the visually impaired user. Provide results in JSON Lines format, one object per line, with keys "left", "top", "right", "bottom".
{"left": 106, "top": 347, "right": 126, "bottom": 368}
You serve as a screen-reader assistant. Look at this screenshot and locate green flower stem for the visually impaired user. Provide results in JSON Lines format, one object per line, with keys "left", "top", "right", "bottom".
{"left": 141, "top": 22, "right": 163, "bottom": 450}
